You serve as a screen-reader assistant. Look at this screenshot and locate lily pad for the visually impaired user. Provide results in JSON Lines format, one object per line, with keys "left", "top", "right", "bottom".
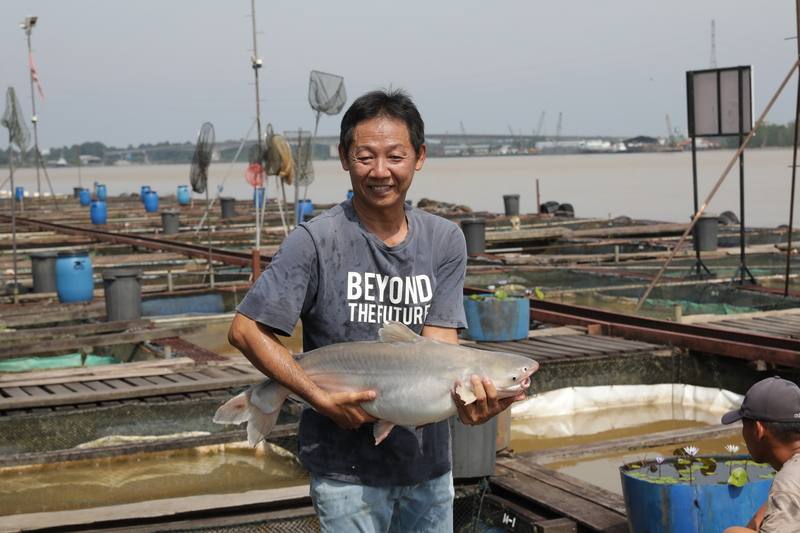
{"left": 728, "top": 467, "right": 749, "bottom": 488}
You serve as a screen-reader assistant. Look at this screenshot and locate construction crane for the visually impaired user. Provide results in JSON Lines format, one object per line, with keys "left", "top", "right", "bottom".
{"left": 665, "top": 114, "right": 675, "bottom": 145}
{"left": 459, "top": 121, "right": 471, "bottom": 156}
{"left": 535, "top": 111, "right": 546, "bottom": 138}
{"left": 554, "top": 112, "right": 563, "bottom": 148}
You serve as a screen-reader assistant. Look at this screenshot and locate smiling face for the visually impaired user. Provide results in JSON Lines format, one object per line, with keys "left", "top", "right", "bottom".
{"left": 339, "top": 116, "right": 426, "bottom": 214}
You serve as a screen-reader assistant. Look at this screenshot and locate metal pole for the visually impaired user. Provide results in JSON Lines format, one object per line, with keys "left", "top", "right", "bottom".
{"left": 691, "top": 135, "right": 701, "bottom": 275}
{"left": 636, "top": 58, "right": 800, "bottom": 311}
{"left": 737, "top": 68, "right": 749, "bottom": 284}
{"left": 250, "top": 0, "right": 264, "bottom": 251}
{"left": 25, "top": 29, "right": 41, "bottom": 197}
{"left": 535, "top": 178, "right": 541, "bottom": 214}
{"left": 784, "top": 0, "right": 800, "bottom": 297}
{"left": 8, "top": 133, "right": 18, "bottom": 304}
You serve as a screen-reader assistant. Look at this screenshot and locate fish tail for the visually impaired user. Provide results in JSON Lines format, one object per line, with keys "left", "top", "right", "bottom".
{"left": 213, "top": 380, "right": 290, "bottom": 447}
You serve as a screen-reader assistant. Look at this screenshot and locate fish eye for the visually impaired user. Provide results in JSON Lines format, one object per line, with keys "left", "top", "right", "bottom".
{"left": 512, "top": 376, "right": 517, "bottom": 381}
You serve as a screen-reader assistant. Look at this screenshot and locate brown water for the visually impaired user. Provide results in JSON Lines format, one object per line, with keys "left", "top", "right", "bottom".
{"left": 0, "top": 442, "right": 307, "bottom": 516}
{"left": 11, "top": 148, "right": 796, "bottom": 227}
{"left": 179, "top": 318, "right": 304, "bottom": 357}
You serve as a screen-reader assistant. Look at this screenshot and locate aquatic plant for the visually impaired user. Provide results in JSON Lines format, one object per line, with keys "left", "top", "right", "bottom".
{"left": 654, "top": 455, "right": 664, "bottom": 478}
{"left": 725, "top": 444, "right": 740, "bottom": 476}
{"left": 683, "top": 445, "right": 699, "bottom": 485}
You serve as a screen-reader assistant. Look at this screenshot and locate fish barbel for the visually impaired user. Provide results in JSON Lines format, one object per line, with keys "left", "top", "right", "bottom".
{"left": 214, "top": 321, "right": 537, "bottom": 446}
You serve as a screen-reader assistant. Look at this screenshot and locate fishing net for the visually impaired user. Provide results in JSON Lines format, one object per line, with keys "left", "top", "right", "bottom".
{"left": 293, "top": 131, "right": 315, "bottom": 187}
{"left": 264, "top": 131, "right": 295, "bottom": 185}
{"left": 190, "top": 122, "right": 215, "bottom": 194}
{"left": 2, "top": 87, "right": 30, "bottom": 153}
{"left": 308, "top": 71, "right": 346, "bottom": 119}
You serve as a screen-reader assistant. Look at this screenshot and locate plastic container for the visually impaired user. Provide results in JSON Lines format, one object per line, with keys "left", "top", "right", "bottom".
{"left": 14, "top": 187, "right": 24, "bottom": 202}
{"left": 177, "top": 185, "right": 191, "bottom": 206}
{"left": 95, "top": 184, "right": 107, "bottom": 201}
{"left": 73, "top": 187, "right": 83, "bottom": 199}
{"left": 140, "top": 185, "right": 151, "bottom": 203}
{"left": 295, "top": 199, "right": 313, "bottom": 223}
{"left": 144, "top": 190, "right": 159, "bottom": 213}
{"left": 90, "top": 200, "right": 107, "bottom": 225}
{"left": 463, "top": 296, "right": 530, "bottom": 341}
{"left": 78, "top": 189, "right": 91, "bottom": 206}
{"left": 503, "top": 194, "right": 520, "bottom": 216}
{"left": 621, "top": 457, "right": 772, "bottom": 532}
{"left": 449, "top": 415, "right": 499, "bottom": 479}
{"left": 220, "top": 197, "right": 236, "bottom": 219}
{"left": 30, "top": 252, "right": 57, "bottom": 293}
{"left": 102, "top": 267, "right": 142, "bottom": 321}
{"left": 55, "top": 251, "right": 94, "bottom": 303}
{"left": 346, "top": 189, "right": 354, "bottom": 201}
{"left": 161, "top": 210, "right": 180, "bottom": 234}
{"left": 540, "top": 201, "right": 560, "bottom": 214}
{"left": 693, "top": 213, "right": 719, "bottom": 252}
{"left": 460, "top": 218, "right": 486, "bottom": 255}
{"left": 254, "top": 187, "right": 266, "bottom": 209}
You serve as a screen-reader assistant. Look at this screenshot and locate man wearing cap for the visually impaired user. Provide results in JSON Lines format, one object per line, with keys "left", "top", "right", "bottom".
{"left": 722, "top": 376, "right": 800, "bottom": 533}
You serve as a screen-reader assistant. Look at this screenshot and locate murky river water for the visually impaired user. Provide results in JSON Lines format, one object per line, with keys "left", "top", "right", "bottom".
{"left": 10, "top": 148, "right": 797, "bottom": 227}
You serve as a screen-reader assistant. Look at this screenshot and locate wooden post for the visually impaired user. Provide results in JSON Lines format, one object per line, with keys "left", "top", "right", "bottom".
{"left": 251, "top": 247, "right": 261, "bottom": 284}
{"left": 535, "top": 178, "right": 541, "bottom": 214}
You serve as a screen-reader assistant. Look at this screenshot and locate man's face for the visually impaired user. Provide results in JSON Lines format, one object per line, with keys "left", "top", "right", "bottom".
{"left": 339, "top": 116, "right": 426, "bottom": 212}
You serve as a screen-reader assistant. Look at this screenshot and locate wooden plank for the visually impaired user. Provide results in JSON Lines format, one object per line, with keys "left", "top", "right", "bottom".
{"left": 0, "top": 357, "right": 197, "bottom": 385}
{"left": 0, "top": 319, "right": 152, "bottom": 342}
{"left": 535, "top": 337, "right": 610, "bottom": 354}
{"left": 82, "top": 380, "right": 115, "bottom": 392}
{"left": 64, "top": 382, "right": 96, "bottom": 395}
{"left": 0, "top": 386, "right": 30, "bottom": 399}
{"left": 101, "top": 379, "right": 137, "bottom": 391}
{"left": 492, "top": 464, "right": 627, "bottom": 532}
{"left": 481, "top": 341, "right": 574, "bottom": 359}
{"left": 24, "top": 385, "right": 54, "bottom": 397}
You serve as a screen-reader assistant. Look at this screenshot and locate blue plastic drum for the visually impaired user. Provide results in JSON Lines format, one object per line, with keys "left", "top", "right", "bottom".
{"left": 79, "top": 189, "right": 91, "bottom": 206}
{"left": 254, "top": 187, "right": 266, "bottom": 209}
{"left": 346, "top": 190, "right": 354, "bottom": 200}
{"left": 90, "top": 200, "right": 107, "bottom": 225}
{"left": 95, "top": 184, "right": 107, "bottom": 201}
{"left": 14, "top": 186, "right": 24, "bottom": 202}
{"left": 177, "top": 185, "right": 190, "bottom": 206}
{"left": 55, "top": 251, "right": 94, "bottom": 303}
{"left": 140, "top": 185, "right": 151, "bottom": 202}
{"left": 144, "top": 190, "right": 159, "bottom": 213}
{"left": 295, "top": 199, "right": 313, "bottom": 223}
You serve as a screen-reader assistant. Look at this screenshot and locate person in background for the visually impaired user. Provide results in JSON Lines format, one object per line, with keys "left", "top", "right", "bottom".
{"left": 722, "top": 376, "right": 800, "bottom": 532}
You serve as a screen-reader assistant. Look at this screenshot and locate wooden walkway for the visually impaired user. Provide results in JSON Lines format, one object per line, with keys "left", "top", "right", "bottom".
{"left": 705, "top": 313, "right": 800, "bottom": 340}
{"left": 0, "top": 360, "right": 263, "bottom": 414}
{"left": 471, "top": 328, "right": 666, "bottom": 362}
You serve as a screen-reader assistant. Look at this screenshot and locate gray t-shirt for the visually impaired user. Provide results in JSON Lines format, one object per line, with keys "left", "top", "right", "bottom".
{"left": 237, "top": 199, "right": 467, "bottom": 486}
{"left": 760, "top": 453, "right": 800, "bottom": 533}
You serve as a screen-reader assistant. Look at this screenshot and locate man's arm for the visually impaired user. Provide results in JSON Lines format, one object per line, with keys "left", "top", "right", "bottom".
{"left": 422, "top": 325, "right": 526, "bottom": 426}
{"left": 229, "top": 313, "right": 377, "bottom": 429}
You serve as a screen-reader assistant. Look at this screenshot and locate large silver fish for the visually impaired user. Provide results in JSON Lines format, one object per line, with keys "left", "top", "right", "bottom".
{"left": 213, "top": 321, "right": 538, "bottom": 446}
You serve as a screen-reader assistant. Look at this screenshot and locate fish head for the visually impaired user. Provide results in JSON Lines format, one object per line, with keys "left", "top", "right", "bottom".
{"left": 486, "top": 354, "right": 539, "bottom": 398}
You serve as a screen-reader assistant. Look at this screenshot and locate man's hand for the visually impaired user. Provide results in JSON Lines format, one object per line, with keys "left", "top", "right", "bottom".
{"left": 453, "top": 374, "right": 526, "bottom": 426}
{"left": 316, "top": 390, "right": 379, "bottom": 430}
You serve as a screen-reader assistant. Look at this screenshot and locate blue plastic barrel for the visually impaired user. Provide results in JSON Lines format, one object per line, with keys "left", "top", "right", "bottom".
{"left": 254, "top": 187, "right": 266, "bottom": 208}
{"left": 346, "top": 190, "right": 354, "bottom": 201}
{"left": 621, "top": 458, "right": 772, "bottom": 532}
{"left": 140, "top": 185, "right": 151, "bottom": 202}
{"left": 295, "top": 199, "right": 313, "bottom": 223}
{"left": 96, "top": 184, "right": 107, "bottom": 201}
{"left": 79, "top": 189, "right": 91, "bottom": 206}
{"left": 144, "top": 190, "right": 159, "bottom": 213}
{"left": 90, "top": 200, "right": 107, "bottom": 225}
{"left": 14, "top": 186, "right": 24, "bottom": 201}
{"left": 56, "top": 251, "right": 94, "bottom": 303}
{"left": 177, "top": 185, "right": 190, "bottom": 206}
{"left": 463, "top": 296, "right": 530, "bottom": 341}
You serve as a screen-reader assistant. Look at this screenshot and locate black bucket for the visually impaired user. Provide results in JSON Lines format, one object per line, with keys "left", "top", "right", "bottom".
{"left": 461, "top": 218, "right": 486, "bottom": 255}
{"left": 556, "top": 203, "right": 575, "bottom": 218}
{"left": 102, "top": 267, "right": 142, "bottom": 322}
{"left": 30, "top": 252, "right": 58, "bottom": 293}
{"left": 503, "top": 194, "right": 520, "bottom": 216}
{"left": 693, "top": 213, "right": 719, "bottom": 252}
{"left": 540, "top": 201, "right": 560, "bottom": 214}
{"left": 220, "top": 197, "right": 236, "bottom": 219}
{"left": 161, "top": 210, "right": 180, "bottom": 235}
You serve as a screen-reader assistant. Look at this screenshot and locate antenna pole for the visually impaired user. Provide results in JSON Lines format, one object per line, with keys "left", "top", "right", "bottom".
{"left": 7, "top": 132, "right": 19, "bottom": 304}
{"left": 784, "top": 0, "right": 800, "bottom": 296}
{"left": 25, "top": 27, "right": 41, "bottom": 197}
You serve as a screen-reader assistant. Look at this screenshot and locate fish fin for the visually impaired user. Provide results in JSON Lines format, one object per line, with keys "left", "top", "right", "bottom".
{"left": 246, "top": 404, "right": 281, "bottom": 447}
{"left": 379, "top": 321, "right": 422, "bottom": 343}
{"left": 373, "top": 420, "right": 396, "bottom": 445}
{"left": 455, "top": 384, "right": 477, "bottom": 405}
{"left": 213, "top": 391, "right": 251, "bottom": 425}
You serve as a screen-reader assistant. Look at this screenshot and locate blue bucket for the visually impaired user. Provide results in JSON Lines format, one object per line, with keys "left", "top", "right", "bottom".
{"left": 295, "top": 199, "right": 313, "bottom": 223}
{"left": 144, "top": 190, "right": 159, "bottom": 213}
{"left": 140, "top": 185, "right": 151, "bottom": 202}
{"left": 90, "top": 200, "right": 107, "bottom": 225}
{"left": 621, "top": 456, "right": 773, "bottom": 532}
{"left": 346, "top": 189, "right": 354, "bottom": 200}
{"left": 96, "top": 184, "right": 107, "bottom": 201}
{"left": 78, "top": 189, "right": 91, "bottom": 206}
{"left": 177, "top": 185, "right": 190, "bottom": 206}
{"left": 463, "top": 296, "right": 530, "bottom": 341}
{"left": 14, "top": 186, "right": 24, "bottom": 201}
{"left": 254, "top": 187, "right": 266, "bottom": 208}
{"left": 56, "top": 251, "right": 94, "bottom": 303}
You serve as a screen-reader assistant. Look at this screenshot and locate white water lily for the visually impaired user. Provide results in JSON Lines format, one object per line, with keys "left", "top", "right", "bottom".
{"left": 684, "top": 445, "right": 699, "bottom": 457}
{"left": 725, "top": 444, "right": 740, "bottom": 454}
{"left": 655, "top": 455, "right": 665, "bottom": 464}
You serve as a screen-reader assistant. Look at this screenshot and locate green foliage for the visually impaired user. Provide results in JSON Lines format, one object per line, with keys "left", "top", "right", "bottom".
{"left": 728, "top": 467, "right": 749, "bottom": 488}
{"left": 719, "top": 121, "right": 797, "bottom": 148}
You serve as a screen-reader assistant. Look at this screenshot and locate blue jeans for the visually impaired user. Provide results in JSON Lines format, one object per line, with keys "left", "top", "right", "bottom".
{"left": 310, "top": 471, "right": 454, "bottom": 533}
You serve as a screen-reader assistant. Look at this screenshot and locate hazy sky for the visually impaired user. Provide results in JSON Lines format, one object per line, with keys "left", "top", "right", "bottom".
{"left": 0, "top": 1, "right": 796, "bottom": 149}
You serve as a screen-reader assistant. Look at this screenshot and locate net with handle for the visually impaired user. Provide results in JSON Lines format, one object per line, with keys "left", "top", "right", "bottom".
{"left": 190, "top": 122, "right": 215, "bottom": 194}
{"left": 308, "top": 70, "right": 346, "bottom": 134}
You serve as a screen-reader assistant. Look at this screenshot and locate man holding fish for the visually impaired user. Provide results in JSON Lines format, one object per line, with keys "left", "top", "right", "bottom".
{"left": 224, "top": 89, "right": 534, "bottom": 532}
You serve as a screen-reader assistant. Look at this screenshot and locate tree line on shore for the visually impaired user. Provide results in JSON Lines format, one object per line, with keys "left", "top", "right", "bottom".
{"left": 0, "top": 121, "right": 798, "bottom": 166}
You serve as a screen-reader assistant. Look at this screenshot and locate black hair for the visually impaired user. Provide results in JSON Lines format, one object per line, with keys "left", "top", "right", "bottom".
{"left": 763, "top": 421, "right": 800, "bottom": 443}
{"left": 339, "top": 89, "right": 425, "bottom": 157}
